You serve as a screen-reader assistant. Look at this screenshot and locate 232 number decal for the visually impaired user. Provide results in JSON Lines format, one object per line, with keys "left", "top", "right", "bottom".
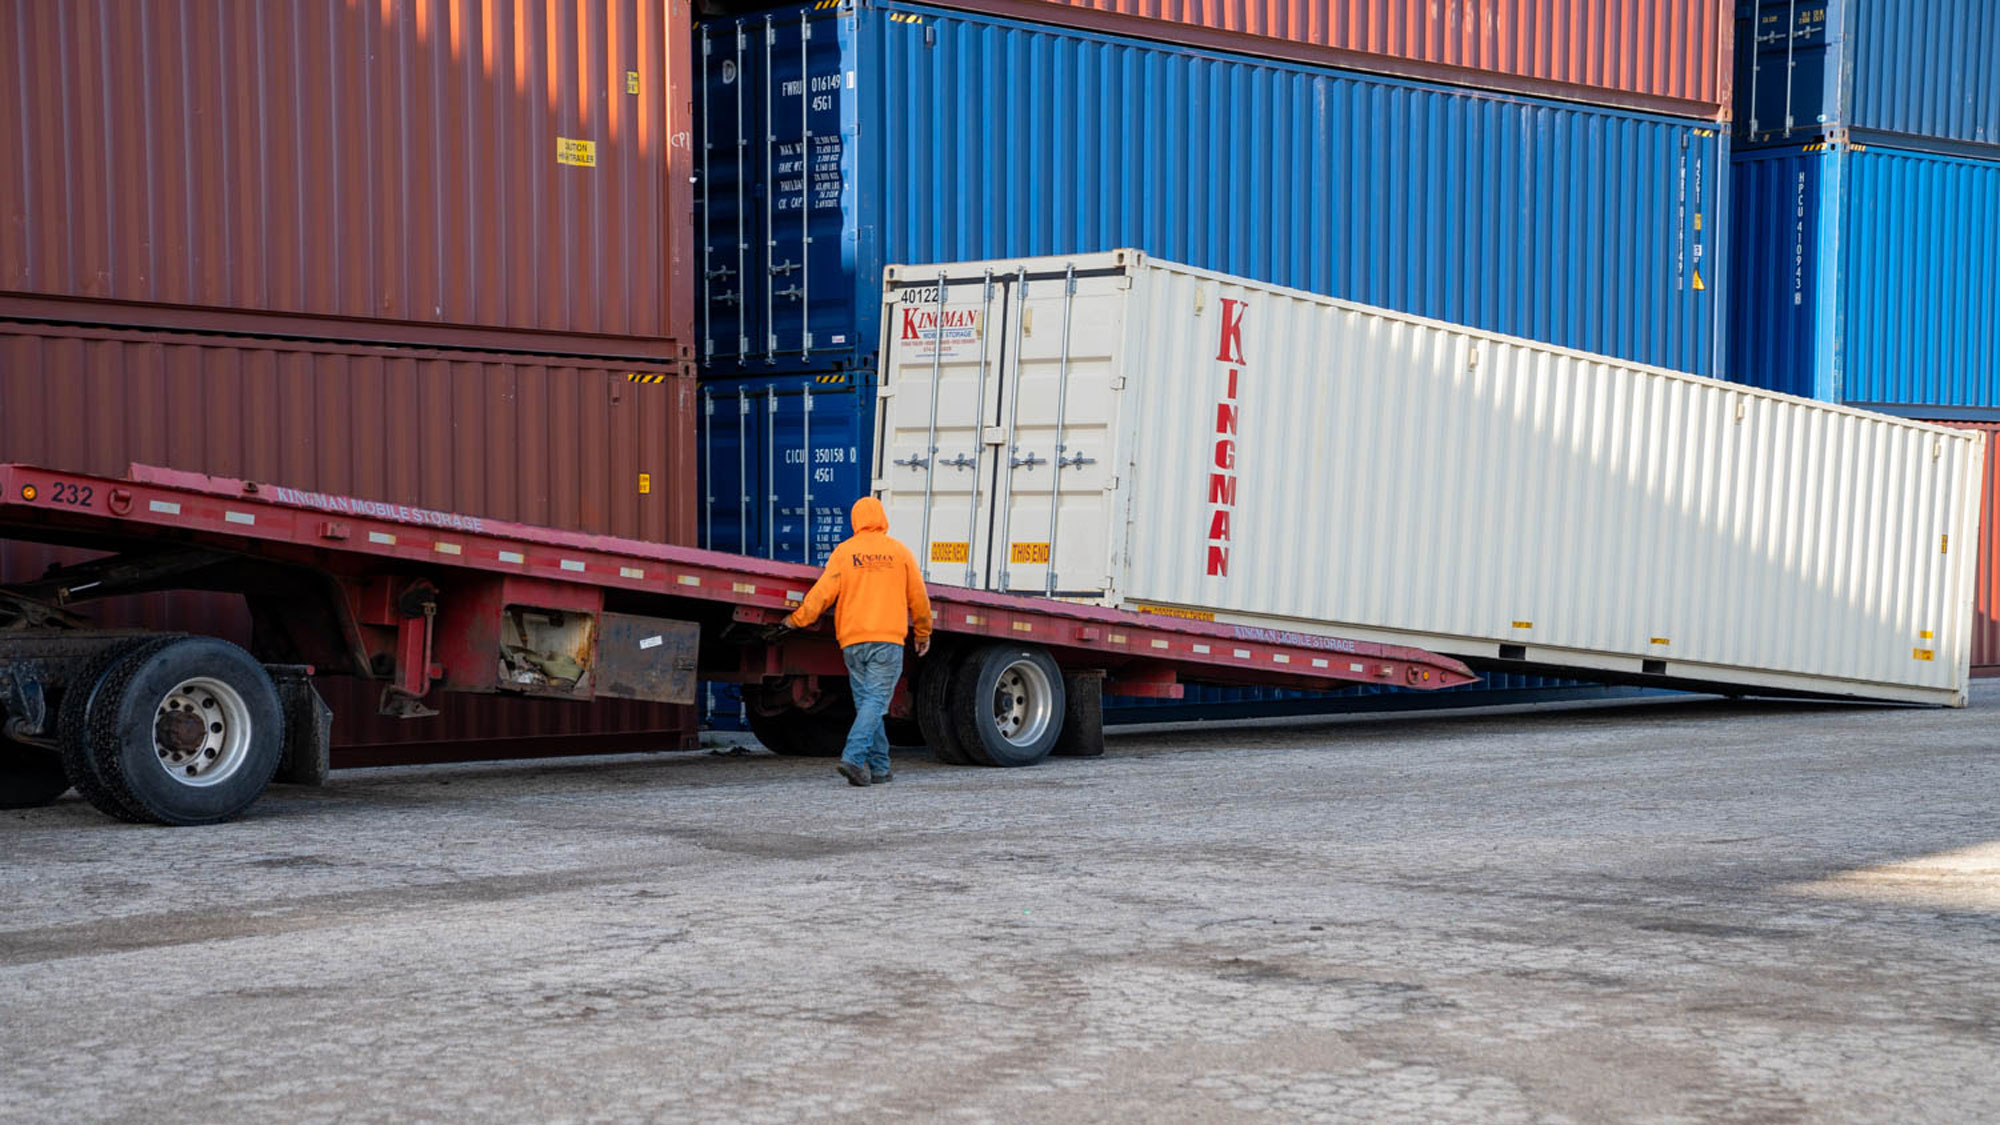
{"left": 48, "top": 482, "right": 93, "bottom": 507}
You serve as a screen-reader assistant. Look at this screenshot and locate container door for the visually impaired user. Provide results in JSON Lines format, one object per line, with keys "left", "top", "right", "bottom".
{"left": 876, "top": 265, "right": 1125, "bottom": 596}
{"left": 697, "top": 21, "right": 755, "bottom": 368}
{"left": 702, "top": 380, "right": 868, "bottom": 564}
{"left": 984, "top": 267, "right": 1126, "bottom": 597}
{"left": 696, "top": 9, "right": 853, "bottom": 378}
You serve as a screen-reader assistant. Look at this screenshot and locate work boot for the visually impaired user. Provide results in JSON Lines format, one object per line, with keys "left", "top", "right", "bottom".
{"left": 836, "top": 761, "right": 871, "bottom": 787}
{"left": 870, "top": 768, "right": 894, "bottom": 784}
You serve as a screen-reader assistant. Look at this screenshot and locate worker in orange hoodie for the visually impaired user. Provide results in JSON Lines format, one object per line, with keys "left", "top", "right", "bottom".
{"left": 775, "top": 496, "right": 933, "bottom": 787}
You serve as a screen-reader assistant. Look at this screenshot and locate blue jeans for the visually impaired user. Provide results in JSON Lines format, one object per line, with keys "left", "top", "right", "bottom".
{"left": 841, "top": 641, "right": 903, "bottom": 774}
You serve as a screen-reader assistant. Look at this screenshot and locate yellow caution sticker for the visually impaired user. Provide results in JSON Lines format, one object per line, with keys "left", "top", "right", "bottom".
{"left": 1692, "top": 269, "right": 1706, "bottom": 292}
{"left": 557, "top": 137, "right": 596, "bottom": 167}
{"left": 1009, "top": 542, "right": 1049, "bottom": 564}
{"left": 1511, "top": 621, "right": 1534, "bottom": 630}
{"left": 930, "top": 541, "right": 968, "bottom": 564}
{"left": 1133, "top": 604, "right": 1216, "bottom": 623}
{"left": 1913, "top": 648, "right": 1936, "bottom": 662}
{"left": 1920, "top": 630, "right": 1934, "bottom": 640}
{"left": 626, "top": 71, "right": 640, "bottom": 95}
{"left": 638, "top": 473, "right": 651, "bottom": 495}
{"left": 1942, "top": 534, "right": 1950, "bottom": 554}
{"left": 1649, "top": 637, "right": 1671, "bottom": 647}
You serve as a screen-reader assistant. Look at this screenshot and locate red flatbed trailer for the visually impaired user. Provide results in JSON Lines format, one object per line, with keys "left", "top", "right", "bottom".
{"left": 0, "top": 462, "right": 1476, "bottom": 823}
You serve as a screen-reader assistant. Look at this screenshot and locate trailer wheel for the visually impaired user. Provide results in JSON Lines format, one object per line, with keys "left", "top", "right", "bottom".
{"left": 948, "top": 645, "right": 1067, "bottom": 768}
{"left": 746, "top": 682, "right": 853, "bottom": 758}
{"left": 81, "top": 637, "right": 284, "bottom": 826}
{"left": 58, "top": 636, "right": 183, "bottom": 824}
{"left": 915, "top": 651, "right": 971, "bottom": 765}
{"left": 0, "top": 740, "right": 70, "bottom": 809}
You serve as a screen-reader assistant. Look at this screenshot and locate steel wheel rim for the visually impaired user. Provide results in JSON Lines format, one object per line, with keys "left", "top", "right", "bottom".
{"left": 990, "top": 659, "right": 1055, "bottom": 748}
{"left": 152, "top": 676, "right": 253, "bottom": 788}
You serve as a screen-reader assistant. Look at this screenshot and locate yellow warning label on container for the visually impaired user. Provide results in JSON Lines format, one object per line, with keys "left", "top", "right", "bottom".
{"left": 1920, "top": 630, "right": 1934, "bottom": 640}
{"left": 930, "top": 541, "right": 968, "bottom": 564}
{"left": 1649, "top": 637, "right": 1671, "bottom": 647}
{"left": 1511, "top": 621, "right": 1534, "bottom": 630}
{"left": 1692, "top": 269, "right": 1706, "bottom": 292}
{"left": 1942, "top": 534, "right": 1950, "bottom": 554}
{"left": 1133, "top": 604, "right": 1216, "bottom": 622}
{"left": 1913, "top": 648, "right": 1936, "bottom": 662}
{"left": 626, "top": 70, "right": 640, "bottom": 95}
{"left": 1010, "top": 542, "right": 1049, "bottom": 564}
{"left": 557, "top": 137, "right": 596, "bottom": 167}
{"left": 638, "top": 473, "right": 651, "bottom": 495}
{"left": 1694, "top": 212, "right": 1704, "bottom": 231}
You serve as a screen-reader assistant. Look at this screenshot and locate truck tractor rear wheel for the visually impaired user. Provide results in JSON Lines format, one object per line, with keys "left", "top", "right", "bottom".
{"left": 79, "top": 637, "right": 284, "bottom": 826}
{"left": 915, "top": 650, "right": 971, "bottom": 765}
{"left": 947, "top": 645, "right": 1067, "bottom": 768}
{"left": 0, "top": 740, "right": 71, "bottom": 809}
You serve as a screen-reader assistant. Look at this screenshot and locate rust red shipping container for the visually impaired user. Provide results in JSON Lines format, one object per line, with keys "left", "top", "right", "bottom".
{"left": 0, "top": 0, "right": 695, "bottom": 355}
{"left": 1937, "top": 424, "right": 2000, "bottom": 675}
{"left": 950, "top": 0, "right": 1733, "bottom": 120}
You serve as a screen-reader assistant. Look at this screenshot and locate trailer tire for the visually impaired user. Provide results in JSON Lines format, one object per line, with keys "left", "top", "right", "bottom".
{"left": 746, "top": 682, "right": 853, "bottom": 758}
{"left": 915, "top": 652, "right": 971, "bottom": 765}
{"left": 84, "top": 637, "right": 284, "bottom": 826}
{"left": 58, "top": 636, "right": 183, "bottom": 824}
{"left": 948, "top": 645, "right": 1066, "bottom": 768}
{"left": 0, "top": 740, "right": 70, "bottom": 809}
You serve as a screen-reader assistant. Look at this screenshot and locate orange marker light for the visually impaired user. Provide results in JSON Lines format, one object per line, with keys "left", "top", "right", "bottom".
{"left": 20, "top": 484, "right": 36, "bottom": 501}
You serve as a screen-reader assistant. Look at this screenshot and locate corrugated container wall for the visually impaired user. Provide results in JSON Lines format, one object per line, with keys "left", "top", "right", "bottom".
{"left": 0, "top": 0, "right": 695, "bottom": 356}
{"left": 699, "top": 1, "right": 1726, "bottom": 384}
{"left": 695, "top": 0, "right": 1729, "bottom": 570}
{"left": 0, "top": 325, "right": 696, "bottom": 543}
{"left": 932, "top": 0, "right": 1732, "bottom": 118}
{"left": 1735, "top": 0, "right": 2000, "bottom": 153}
{"left": 1726, "top": 141, "right": 2000, "bottom": 410}
{"left": 1933, "top": 423, "right": 2000, "bottom": 673}
{"left": 875, "top": 252, "right": 1985, "bottom": 705}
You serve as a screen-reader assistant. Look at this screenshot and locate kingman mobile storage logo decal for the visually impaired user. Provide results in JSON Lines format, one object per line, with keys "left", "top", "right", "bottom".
{"left": 1206, "top": 297, "right": 1247, "bottom": 578}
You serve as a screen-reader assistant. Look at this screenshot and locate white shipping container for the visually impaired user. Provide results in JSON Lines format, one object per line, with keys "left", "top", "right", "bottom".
{"left": 873, "top": 251, "right": 1986, "bottom": 706}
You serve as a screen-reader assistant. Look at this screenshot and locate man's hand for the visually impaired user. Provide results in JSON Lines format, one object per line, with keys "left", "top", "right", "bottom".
{"left": 759, "top": 622, "right": 795, "bottom": 644}
{"left": 915, "top": 636, "right": 931, "bottom": 657}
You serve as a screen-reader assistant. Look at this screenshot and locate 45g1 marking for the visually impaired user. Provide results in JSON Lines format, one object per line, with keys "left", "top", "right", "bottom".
{"left": 48, "top": 482, "right": 93, "bottom": 507}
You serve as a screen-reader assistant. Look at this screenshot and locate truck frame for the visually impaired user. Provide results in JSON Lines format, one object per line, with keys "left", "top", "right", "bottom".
{"left": 0, "top": 462, "right": 1475, "bottom": 824}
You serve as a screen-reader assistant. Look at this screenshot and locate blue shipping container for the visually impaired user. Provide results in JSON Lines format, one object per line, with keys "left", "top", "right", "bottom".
{"left": 1726, "top": 140, "right": 2000, "bottom": 410}
{"left": 699, "top": 373, "right": 870, "bottom": 563}
{"left": 1735, "top": 0, "right": 2000, "bottom": 153}
{"left": 695, "top": 0, "right": 1728, "bottom": 388}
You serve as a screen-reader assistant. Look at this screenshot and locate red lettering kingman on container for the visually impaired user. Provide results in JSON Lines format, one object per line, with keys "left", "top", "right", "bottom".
{"left": 1205, "top": 298, "right": 1246, "bottom": 577}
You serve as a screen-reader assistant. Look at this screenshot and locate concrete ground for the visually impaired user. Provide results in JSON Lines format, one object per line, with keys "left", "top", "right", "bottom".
{"left": 3, "top": 686, "right": 1999, "bottom": 1124}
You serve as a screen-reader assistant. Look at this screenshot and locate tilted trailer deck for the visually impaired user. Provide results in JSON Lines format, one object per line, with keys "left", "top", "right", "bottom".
{"left": 0, "top": 462, "right": 1475, "bottom": 823}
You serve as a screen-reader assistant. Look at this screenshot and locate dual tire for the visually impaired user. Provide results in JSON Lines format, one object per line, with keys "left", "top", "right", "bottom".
{"left": 58, "top": 636, "right": 284, "bottom": 825}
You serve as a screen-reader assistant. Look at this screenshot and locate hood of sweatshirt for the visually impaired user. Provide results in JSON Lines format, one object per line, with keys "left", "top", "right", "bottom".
{"left": 850, "top": 495, "right": 889, "bottom": 535}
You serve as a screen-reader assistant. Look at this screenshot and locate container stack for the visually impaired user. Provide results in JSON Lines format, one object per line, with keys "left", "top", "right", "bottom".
{"left": 693, "top": 0, "right": 1736, "bottom": 722}
{"left": 0, "top": 0, "right": 703, "bottom": 759}
{"left": 1723, "top": 0, "right": 2000, "bottom": 672}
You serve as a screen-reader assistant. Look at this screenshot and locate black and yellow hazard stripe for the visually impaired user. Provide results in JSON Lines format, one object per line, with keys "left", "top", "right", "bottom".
{"left": 812, "top": 374, "right": 849, "bottom": 385}
{"left": 625, "top": 372, "right": 670, "bottom": 384}
{"left": 888, "top": 11, "right": 924, "bottom": 23}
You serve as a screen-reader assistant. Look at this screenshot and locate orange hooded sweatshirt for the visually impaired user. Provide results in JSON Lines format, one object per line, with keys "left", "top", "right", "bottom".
{"left": 786, "top": 496, "right": 934, "bottom": 648}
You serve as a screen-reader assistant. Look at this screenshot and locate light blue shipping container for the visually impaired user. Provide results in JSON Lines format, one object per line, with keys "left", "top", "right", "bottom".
{"left": 1726, "top": 140, "right": 2000, "bottom": 411}
{"left": 695, "top": 0, "right": 1728, "bottom": 389}
{"left": 1735, "top": 0, "right": 2000, "bottom": 153}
